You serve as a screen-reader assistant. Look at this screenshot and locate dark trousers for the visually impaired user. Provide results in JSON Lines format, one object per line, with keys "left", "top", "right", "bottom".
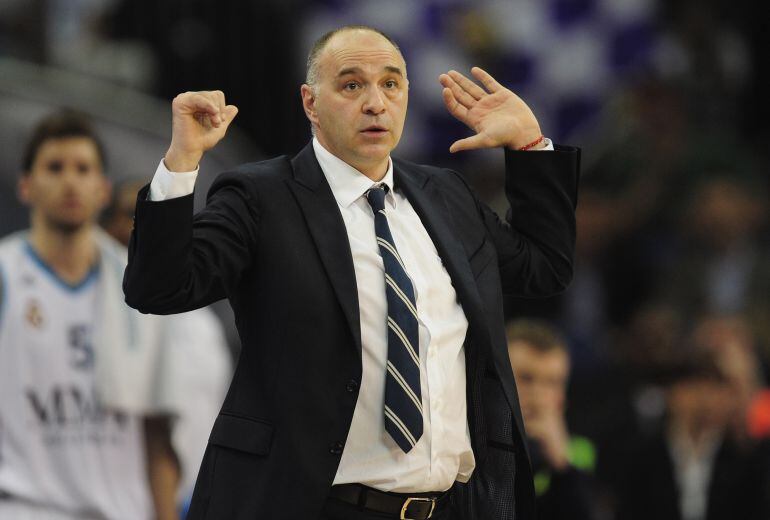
{"left": 320, "top": 496, "right": 452, "bottom": 520}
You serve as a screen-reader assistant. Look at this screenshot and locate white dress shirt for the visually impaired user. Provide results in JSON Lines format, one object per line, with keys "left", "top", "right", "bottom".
{"left": 148, "top": 138, "right": 553, "bottom": 492}
{"left": 310, "top": 138, "right": 473, "bottom": 492}
{"left": 668, "top": 429, "right": 722, "bottom": 520}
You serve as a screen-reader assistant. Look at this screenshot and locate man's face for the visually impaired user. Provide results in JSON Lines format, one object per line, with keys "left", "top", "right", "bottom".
{"left": 668, "top": 378, "right": 734, "bottom": 435}
{"left": 508, "top": 342, "right": 570, "bottom": 425}
{"left": 301, "top": 29, "right": 408, "bottom": 175}
{"left": 19, "top": 137, "right": 109, "bottom": 233}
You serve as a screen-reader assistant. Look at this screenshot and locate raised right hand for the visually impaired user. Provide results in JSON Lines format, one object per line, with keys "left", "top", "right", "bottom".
{"left": 164, "top": 90, "right": 239, "bottom": 172}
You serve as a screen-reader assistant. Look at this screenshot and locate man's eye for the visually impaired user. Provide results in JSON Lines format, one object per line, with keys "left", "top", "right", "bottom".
{"left": 46, "top": 160, "right": 63, "bottom": 173}
{"left": 384, "top": 80, "right": 397, "bottom": 88}
{"left": 344, "top": 82, "right": 359, "bottom": 91}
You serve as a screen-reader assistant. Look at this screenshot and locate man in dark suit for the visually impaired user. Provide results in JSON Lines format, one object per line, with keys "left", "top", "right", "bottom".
{"left": 123, "top": 25, "right": 580, "bottom": 519}
{"left": 612, "top": 351, "right": 770, "bottom": 520}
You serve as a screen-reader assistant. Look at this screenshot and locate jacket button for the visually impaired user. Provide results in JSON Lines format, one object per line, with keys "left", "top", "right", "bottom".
{"left": 329, "top": 441, "right": 344, "bottom": 455}
{"left": 346, "top": 379, "right": 359, "bottom": 393}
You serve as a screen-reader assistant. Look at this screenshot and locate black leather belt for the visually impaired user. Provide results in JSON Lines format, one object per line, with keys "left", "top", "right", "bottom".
{"left": 328, "top": 483, "right": 450, "bottom": 519}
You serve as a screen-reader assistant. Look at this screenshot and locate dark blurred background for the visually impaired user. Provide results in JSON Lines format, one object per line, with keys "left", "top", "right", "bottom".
{"left": 1, "top": 0, "right": 768, "bottom": 518}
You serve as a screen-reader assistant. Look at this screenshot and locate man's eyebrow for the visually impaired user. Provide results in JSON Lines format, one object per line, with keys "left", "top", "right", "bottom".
{"left": 336, "top": 66, "right": 404, "bottom": 78}
{"left": 336, "top": 67, "right": 361, "bottom": 77}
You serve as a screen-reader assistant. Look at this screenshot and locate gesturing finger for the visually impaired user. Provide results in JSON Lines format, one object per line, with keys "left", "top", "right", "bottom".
{"left": 447, "top": 70, "right": 486, "bottom": 100}
{"left": 442, "top": 88, "right": 469, "bottom": 124}
{"left": 471, "top": 67, "right": 503, "bottom": 94}
{"left": 439, "top": 74, "right": 476, "bottom": 109}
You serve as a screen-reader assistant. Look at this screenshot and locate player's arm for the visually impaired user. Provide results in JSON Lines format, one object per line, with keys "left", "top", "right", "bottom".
{"left": 144, "top": 416, "right": 181, "bottom": 520}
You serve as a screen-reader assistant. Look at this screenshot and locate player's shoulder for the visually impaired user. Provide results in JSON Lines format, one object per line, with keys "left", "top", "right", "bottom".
{"left": 0, "top": 230, "right": 29, "bottom": 263}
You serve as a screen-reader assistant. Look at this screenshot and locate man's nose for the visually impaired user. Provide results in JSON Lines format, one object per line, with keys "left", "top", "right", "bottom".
{"left": 362, "top": 87, "right": 386, "bottom": 115}
{"left": 61, "top": 168, "right": 85, "bottom": 190}
{"left": 62, "top": 168, "right": 80, "bottom": 185}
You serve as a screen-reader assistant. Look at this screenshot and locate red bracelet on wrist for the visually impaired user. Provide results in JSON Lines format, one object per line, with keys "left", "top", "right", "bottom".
{"left": 517, "top": 135, "right": 545, "bottom": 151}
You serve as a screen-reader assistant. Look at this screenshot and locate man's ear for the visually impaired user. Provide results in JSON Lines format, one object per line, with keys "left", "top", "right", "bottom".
{"left": 17, "top": 174, "right": 31, "bottom": 205}
{"left": 300, "top": 84, "right": 319, "bottom": 126}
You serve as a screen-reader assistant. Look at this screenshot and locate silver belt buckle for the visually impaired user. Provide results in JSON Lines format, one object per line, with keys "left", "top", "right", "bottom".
{"left": 400, "top": 496, "right": 436, "bottom": 520}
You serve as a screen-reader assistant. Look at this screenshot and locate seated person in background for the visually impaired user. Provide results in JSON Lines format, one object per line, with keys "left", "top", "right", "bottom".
{"left": 691, "top": 313, "right": 770, "bottom": 440}
{"left": 613, "top": 349, "right": 770, "bottom": 520}
{"left": 102, "top": 179, "right": 232, "bottom": 517}
{"left": 506, "top": 319, "right": 598, "bottom": 520}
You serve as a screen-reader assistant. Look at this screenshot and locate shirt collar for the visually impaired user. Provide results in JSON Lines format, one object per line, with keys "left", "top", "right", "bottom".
{"left": 312, "top": 137, "right": 396, "bottom": 209}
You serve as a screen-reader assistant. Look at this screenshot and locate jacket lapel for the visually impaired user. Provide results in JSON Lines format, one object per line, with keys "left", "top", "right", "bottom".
{"left": 393, "top": 160, "right": 492, "bottom": 352}
{"left": 287, "top": 143, "right": 362, "bottom": 357}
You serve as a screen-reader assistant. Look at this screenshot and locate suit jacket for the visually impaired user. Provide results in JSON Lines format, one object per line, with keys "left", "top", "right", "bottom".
{"left": 123, "top": 141, "right": 580, "bottom": 519}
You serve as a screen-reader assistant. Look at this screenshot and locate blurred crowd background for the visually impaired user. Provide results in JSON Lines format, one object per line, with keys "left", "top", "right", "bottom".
{"left": 1, "top": 0, "right": 768, "bottom": 518}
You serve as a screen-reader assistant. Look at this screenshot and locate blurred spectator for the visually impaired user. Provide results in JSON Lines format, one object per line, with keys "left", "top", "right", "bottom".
{"left": 506, "top": 319, "right": 599, "bottom": 520}
{"left": 612, "top": 348, "right": 770, "bottom": 520}
{"left": 691, "top": 314, "right": 770, "bottom": 440}
{"left": 748, "top": 390, "right": 770, "bottom": 439}
{"left": 101, "top": 178, "right": 231, "bottom": 517}
{"left": 663, "top": 175, "right": 770, "bottom": 357}
{"left": 611, "top": 303, "right": 687, "bottom": 437}
{"left": 557, "top": 181, "right": 649, "bottom": 375}
{"left": 657, "top": 0, "right": 751, "bottom": 130}
{"left": 589, "top": 302, "right": 684, "bottom": 515}
{"left": 0, "top": 110, "right": 155, "bottom": 518}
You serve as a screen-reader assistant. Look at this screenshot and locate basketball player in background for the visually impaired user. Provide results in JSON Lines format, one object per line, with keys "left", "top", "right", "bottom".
{"left": 0, "top": 111, "right": 173, "bottom": 519}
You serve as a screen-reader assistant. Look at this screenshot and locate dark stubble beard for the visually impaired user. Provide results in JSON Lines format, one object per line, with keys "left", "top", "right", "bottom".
{"left": 44, "top": 213, "right": 90, "bottom": 235}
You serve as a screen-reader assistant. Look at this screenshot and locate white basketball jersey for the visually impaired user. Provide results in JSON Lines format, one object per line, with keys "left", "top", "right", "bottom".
{"left": 0, "top": 238, "right": 151, "bottom": 520}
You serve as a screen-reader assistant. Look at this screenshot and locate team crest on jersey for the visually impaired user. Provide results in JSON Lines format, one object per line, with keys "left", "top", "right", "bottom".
{"left": 25, "top": 298, "right": 45, "bottom": 329}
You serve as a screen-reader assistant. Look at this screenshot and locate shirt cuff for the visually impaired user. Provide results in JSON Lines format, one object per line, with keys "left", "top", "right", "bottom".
{"left": 148, "top": 159, "right": 199, "bottom": 201}
{"left": 536, "top": 137, "right": 554, "bottom": 151}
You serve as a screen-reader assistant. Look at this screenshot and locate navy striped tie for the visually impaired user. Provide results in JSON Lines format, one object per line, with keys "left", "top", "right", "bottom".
{"left": 366, "top": 185, "right": 423, "bottom": 453}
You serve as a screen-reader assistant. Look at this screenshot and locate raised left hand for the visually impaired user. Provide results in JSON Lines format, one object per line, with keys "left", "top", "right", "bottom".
{"left": 439, "top": 67, "right": 543, "bottom": 153}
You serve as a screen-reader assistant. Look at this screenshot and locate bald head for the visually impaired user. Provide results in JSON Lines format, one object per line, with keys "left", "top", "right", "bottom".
{"left": 299, "top": 24, "right": 408, "bottom": 180}
{"left": 305, "top": 25, "right": 404, "bottom": 87}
